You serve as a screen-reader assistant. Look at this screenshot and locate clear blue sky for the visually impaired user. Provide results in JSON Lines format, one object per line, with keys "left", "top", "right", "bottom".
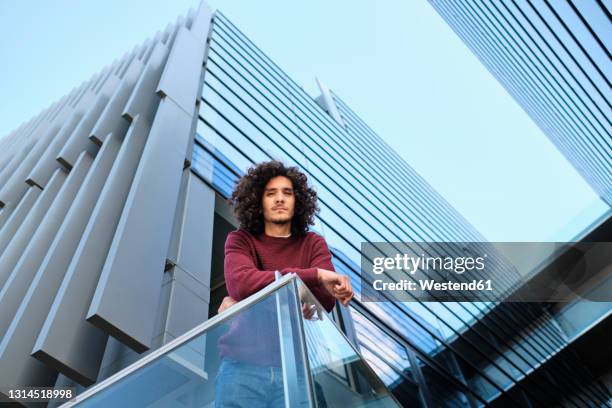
{"left": 0, "top": 0, "right": 608, "bottom": 242}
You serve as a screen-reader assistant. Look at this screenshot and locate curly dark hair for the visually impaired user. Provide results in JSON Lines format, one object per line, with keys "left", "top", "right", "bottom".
{"left": 229, "top": 161, "right": 319, "bottom": 236}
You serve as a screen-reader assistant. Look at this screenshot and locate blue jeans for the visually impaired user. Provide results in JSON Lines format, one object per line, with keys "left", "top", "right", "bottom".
{"left": 214, "top": 357, "right": 307, "bottom": 408}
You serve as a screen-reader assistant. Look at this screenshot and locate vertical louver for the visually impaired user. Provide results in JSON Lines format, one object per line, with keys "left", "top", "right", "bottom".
{"left": 0, "top": 1, "right": 214, "bottom": 394}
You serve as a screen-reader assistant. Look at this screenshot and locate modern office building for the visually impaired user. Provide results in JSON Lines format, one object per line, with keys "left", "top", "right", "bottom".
{"left": 0, "top": 1, "right": 609, "bottom": 406}
{"left": 427, "top": 0, "right": 612, "bottom": 206}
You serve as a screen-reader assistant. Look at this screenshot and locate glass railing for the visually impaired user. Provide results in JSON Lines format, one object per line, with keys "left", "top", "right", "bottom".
{"left": 554, "top": 271, "right": 612, "bottom": 342}
{"left": 59, "top": 273, "right": 400, "bottom": 407}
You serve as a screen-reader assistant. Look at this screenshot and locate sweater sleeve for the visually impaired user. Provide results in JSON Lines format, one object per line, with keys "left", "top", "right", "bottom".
{"left": 280, "top": 234, "right": 336, "bottom": 313}
{"left": 223, "top": 231, "right": 321, "bottom": 301}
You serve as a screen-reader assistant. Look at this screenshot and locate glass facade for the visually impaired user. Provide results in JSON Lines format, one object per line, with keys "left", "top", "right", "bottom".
{"left": 190, "top": 11, "right": 610, "bottom": 408}
{"left": 427, "top": 0, "right": 612, "bottom": 206}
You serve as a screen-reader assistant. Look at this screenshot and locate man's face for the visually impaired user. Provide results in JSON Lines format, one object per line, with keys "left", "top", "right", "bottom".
{"left": 262, "top": 176, "right": 295, "bottom": 225}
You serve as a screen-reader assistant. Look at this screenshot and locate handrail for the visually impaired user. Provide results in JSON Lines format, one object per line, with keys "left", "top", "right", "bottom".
{"left": 59, "top": 272, "right": 299, "bottom": 407}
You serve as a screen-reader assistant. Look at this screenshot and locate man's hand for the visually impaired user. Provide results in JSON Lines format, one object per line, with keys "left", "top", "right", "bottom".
{"left": 218, "top": 296, "right": 238, "bottom": 314}
{"left": 317, "top": 269, "right": 354, "bottom": 306}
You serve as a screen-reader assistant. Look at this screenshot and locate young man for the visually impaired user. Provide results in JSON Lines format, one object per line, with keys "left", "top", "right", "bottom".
{"left": 214, "top": 160, "right": 353, "bottom": 407}
{"left": 218, "top": 160, "right": 353, "bottom": 313}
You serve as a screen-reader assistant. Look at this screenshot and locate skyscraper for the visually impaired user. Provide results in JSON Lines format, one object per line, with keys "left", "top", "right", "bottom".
{"left": 0, "top": 1, "right": 609, "bottom": 406}
{"left": 428, "top": 0, "right": 612, "bottom": 206}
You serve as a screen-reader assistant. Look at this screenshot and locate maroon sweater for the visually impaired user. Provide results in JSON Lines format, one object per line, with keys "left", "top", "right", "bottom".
{"left": 223, "top": 229, "right": 336, "bottom": 310}
{"left": 218, "top": 229, "right": 336, "bottom": 365}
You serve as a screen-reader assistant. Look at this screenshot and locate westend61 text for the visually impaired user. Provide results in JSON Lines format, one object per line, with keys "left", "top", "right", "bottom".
{"left": 373, "top": 279, "right": 493, "bottom": 292}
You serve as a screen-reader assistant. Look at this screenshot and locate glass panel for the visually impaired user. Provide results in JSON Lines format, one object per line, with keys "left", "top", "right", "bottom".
{"left": 416, "top": 357, "right": 472, "bottom": 408}
{"left": 350, "top": 308, "right": 425, "bottom": 407}
{"left": 554, "top": 272, "right": 612, "bottom": 341}
{"left": 296, "top": 279, "right": 400, "bottom": 407}
{"left": 76, "top": 281, "right": 311, "bottom": 407}
{"left": 349, "top": 308, "right": 412, "bottom": 378}
{"left": 70, "top": 276, "right": 400, "bottom": 407}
